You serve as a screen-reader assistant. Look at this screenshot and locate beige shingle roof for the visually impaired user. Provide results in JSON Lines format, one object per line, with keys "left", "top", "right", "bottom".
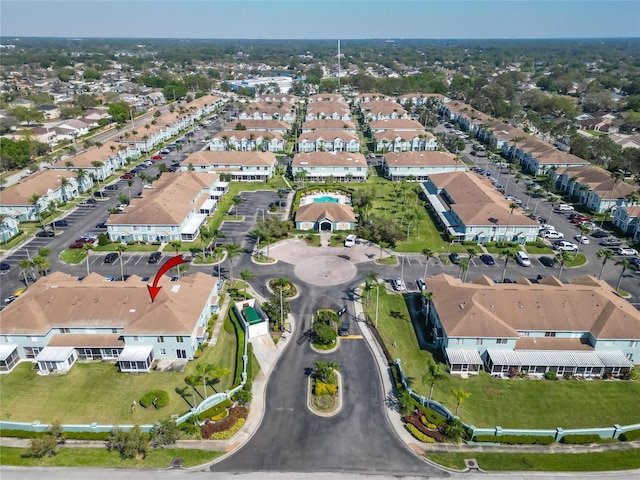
{"left": 50, "top": 142, "right": 125, "bottom": 168}
{"left": 301, "top": 119, "right": 356, "bottom": 131}
{"left": 183, "top": 150, "right": 276, "bottom": 167}
{"left": 0, "top": 170, "right": 78, "bottom": 206}
{"left": 295, "top": 203, "right": 356, "bottom": 223}
{"left": 383, "top": 151, "right": 457, "bottom": 167}
{"left": 292, "top": 152, "right": 366, "bottom": 168}
{"left": 369, "top": 119, "right": 424, "bottom": 131}
{"left": 427, "top": 274, "right": 640, "bottom": 340}
{"left": 0, "top": 271, "right": 218, "bottom": 336}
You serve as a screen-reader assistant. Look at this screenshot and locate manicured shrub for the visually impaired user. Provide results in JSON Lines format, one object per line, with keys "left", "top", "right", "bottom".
{"left": 200, "top": 406, "right": 248, "bottom": 439}
{"left": 560, "top": 434, "right": 602, "bottom": 444}
{"left": 197, "top": 399, "right": 231, "bottom": 421}
{"left": 544, "top": 371, "right": 558, "bottom": 380}
{"left": 473, "top": 434, "right": 555, "bottom": 445}
{"left": 21, "top": 436, "right": 58, "bottom": 458}
{"left": 405, "top": 423, "right": 435, "bottom": 443}
{"left": 140, "top": 390, "right": 169, "bottom": 409}
{"left": 620, "top": 429, "right": 640, "bottom": 442}
{"left": 420, "top": 416, "right": 437, "bottom": 430}
{"left": 314, "top": 381, "right": 337, "bottom": 396}
{"left": 211, "top": 418, "right": 245, "bottom": 440}
{"left": 423, "top": 408, "right": 447, "bottom": 426}
{"left": 313, "top": 321, "right": 337, "bottom": 346}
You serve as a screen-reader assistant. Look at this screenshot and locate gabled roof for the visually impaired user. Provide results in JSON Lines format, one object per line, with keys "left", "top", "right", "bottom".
{"left": 0, "top": 170, "right": 78, "bottom": 206}
{"left": 297, "top": 131, "right": 359, "bottom": 143}
{"left": 368, "top": 119, "right": 424, "bottom": 131}
{"left": 292, "top": 151, "right": 366, "bottom": 168}
{"left": 295, "top": 202, "right": 356, "bottom": 223}
{"left": 183, "top": 150, "right": 277, "bottom": 167}
{"left": 301, "top": 119, "right": 356, "bottom": 130}
{"left": 383, "top": 151, "right": 457, "bottom": 167}
{"left": 51, "top": 141, "right": 125, "bottom": 168}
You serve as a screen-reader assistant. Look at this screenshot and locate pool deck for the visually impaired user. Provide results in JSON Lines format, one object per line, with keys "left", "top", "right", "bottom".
{"left": 299, "top": 192, "right": 351, "bottom": 206}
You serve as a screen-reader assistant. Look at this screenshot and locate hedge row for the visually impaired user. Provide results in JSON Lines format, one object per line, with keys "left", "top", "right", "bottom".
{"left": 314, "top": 381, "right": 337, "bottom": 396}
{"left": 405, "top": 423, "right": 435, "bottom": 443}
{"left": 620, "top": 429, "right": 640, "bottom": 442}
{"left": 560, "top": 434, "right": 603, "bottom": 444}
{"left": 0, "top": 429, "right": 110, "bottom": 440}
{"left": 473, "top": 434, "right": 555, "bottom": 445}
{"left": 420, "top": 416, "right": 437, "bottom": 430}
{"left": 210, "top": 418, "right": 245, "bottom": 440}
{"left": 198, "top": 399, "right": 232, "bottom": 422}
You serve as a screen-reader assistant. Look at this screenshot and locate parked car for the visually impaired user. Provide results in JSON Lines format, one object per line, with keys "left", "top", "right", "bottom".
{"left": 449, "top": 252, "right": 461, "bottom": 264}
{"left": 338, "top": 321, "right": 350, "bottom": 337}
{"left": 35, "top": 230, "right": 55, "bottom": 237}
{"left": 94, "top": 191, "right": 109, "bottom": 198}
{"left": 148, "top": 252, "right": 162, "bottom": 264}
{"left": 554, "top": 203, "right": 574, "bottom": 212}
{"left": 120, "top": 173, "right": 134, "bottom": 179}
{"left": 104, "top": 252, "right": 119, "bottom": 263}
{"left": 392, "top": 277, "right": 407, "bottom": 291}
{"left": 0, "top": 262, "right": 10, "bottom": 271}
{"left": 541, "top": 230, "right": 564, "bottom": 239}
{"left": 592, "top": 229, "right": 609, "bottom": 238}
{"left": 95, "top": 222, "right": 107, "bottom": 229}
{"left": 4, "top": 295, "right": 17, "bottom": 304}
{"left": 416, "top": 278, "right": 426, "bottom": 291}
{"left": 600, "top": 237, "right": 622, "bottom": 247}
{"left": 574, "top": 235, "right": 590, "bottom": 244}
{"left": 554, "top": 241, "right": 578, "bottom": 252}
{"left": 571, "top": 215, "right": 591, "bottom": 224}
{"left": 151, "top": 155, "right": 163, "bottom": 160}
{"left": 516, "top": 251, "right": 531, "bottom": 267}
{"left": 539, "top": 256, "right": 555, "bottom": 267}
{"left": 613, "top": 247, "right": 638, "bottom": 256}
{"left": 480, "top": 254, "right": 496, "bottom": 265}
{"left": 105, "top": 184, "right": 119, "bottom": 191}
{"left": 50, "top": 219, "right": 68, "bottom": 227}
{"left": 69, "top": 242, "right": 86, "bottom": 249}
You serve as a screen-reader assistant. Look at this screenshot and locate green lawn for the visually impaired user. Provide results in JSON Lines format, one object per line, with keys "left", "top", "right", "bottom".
{"left": 565, "top": 252, "right": 587, "bottom": 267}
{"left": 0, "top": 446, "right": 222, "bottom": 468}
{"left": 426, "top": 450, "right": 640, "bottom": 472}
{"left": 60, "top": 249, "right": 88, "bottom": 264}
{"left": 0, "top": 316, "right": 239, "bottom": 425}
{"left": 364, "top": 289, "right": 640, "bottom": 429}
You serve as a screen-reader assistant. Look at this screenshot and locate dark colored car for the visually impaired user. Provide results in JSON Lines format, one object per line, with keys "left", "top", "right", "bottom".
{"left": 539, "top": 256, "right": 555, "bottom": 267}
{"left": 104, "top": 252, "right": 119, "bottom": 264}
{"left": 94, "top": 191, "right": 109, "bottom": 198}
{"left": 95, "top": 222, "right": 107, "bottom": 229}
{"left": 36, "top": 230, "right": 55, "bottom": 237}
{"left": 0, "top": 262, "right": 10, "bottom": 271}
{"left": 69, "top": 242, "right": 85, "bottom": 249}
{"left": 338, "top": 321, "right": 350, "bottom": 336}
{"left": 449, "top": 252, "right": 461, "bottom": 264}
{"left": 105, "top": 184, "right": 119, "bottom": 190}
{"left": 51, "top": 219, "right": 68, "bottom": 227}
{"left": 148, "top": 252, "right": 162, "bottom": 264}
{"left": 592, "top": 230, "right": 609, "bottom": 238}
{"left": 480, "top": 254, "right": 495, "bottom": 266}
{"left": 416, "top": 278, "right": 426, "bottom": 291}
{"left": 600, "top": 237, "right": 622, "bottom": 247}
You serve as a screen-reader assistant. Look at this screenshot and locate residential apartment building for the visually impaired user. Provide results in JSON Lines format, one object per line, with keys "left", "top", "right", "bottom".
{"left": 368, "top": 118, "right": 425, "bottom": 134}
{"left": 291, "top": 151, "right": 368, "bottom": 182}
{"left": 209, "top": 130, "right": 285, "bottom": 153}
{"left": 0, "top": 271, "right": 222, "bottom": 374}
{"left": 226, "top": 119, "right": 290, "bottom": 134}
{"left": 49, "top": 141, "right": 134, "bottom": 181}
{"left": 106, "top": 171, "right": 222, "bottom": 243}
{"left": 372, "top": 130, "right": 437, "bottom": 153}
{"left": 304, "top": 101, "right": 352, "bottom": 122}
{"left": 426, "top": 273, "right": 638, "bottom": 376}
{"left": 296, "top": 131, "right": 361, "bottom": 153}
{"left": 423, "top": 171, "right": 540, "bottom": 244}
{"left": 613, "top": 205, "right": 640, "bottom": 239}
{"left": 359, "top": 100, "right": 409, "bottom": 121}
{"left": 240, "top": 101, "right": 297, "bottom": 124}
{"left": 0, "top": 170, "right": 92, "bottom": 222}
{"left": 182, "top": 151, "right": 277, "bottom": 181}
{"left": 381, "top": 151, "right": 464, "bottom": 180}
{"left": 300, "top": 119, "right": 357, "bottom": 134}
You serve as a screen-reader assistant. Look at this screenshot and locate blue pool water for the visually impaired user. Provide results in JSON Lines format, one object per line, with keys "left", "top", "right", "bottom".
{"left": 313, "top": 196, "right": 339, "bottom": 203}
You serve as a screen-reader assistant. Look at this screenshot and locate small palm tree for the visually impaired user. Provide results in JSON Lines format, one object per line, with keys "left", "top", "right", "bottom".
{"left": 555, "top": 251, "right": 572, "bottom": 280}
{"left": 422, "top": 290, "right": 434, "bottom": 319}
{"left": 451, "top": 387, "right": 471, "bottom": 416}
{"left": 18, "top": 259, "right": 33, "bottom": 285}
{"left": 499, "top": 248, "right": 517, "bottom": 283}
{"left": 597, "top": 248, "right": 616, "bottom": 280}
{"left": 83, "top": 242, "right": 94, "bottom": 277}
{"left": 116, "top": 243, "right": 127, "bottom": 280}
{"left": 615, "top": 259, "right": 636, "bottom": 292}
{"left": 224, "top": 243, "right": 243, "bottom": 286}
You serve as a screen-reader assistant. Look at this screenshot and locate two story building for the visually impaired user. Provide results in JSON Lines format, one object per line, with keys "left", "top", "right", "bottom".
{"left": 49, "top": 141, "right": 133, "bottom": 181}
{"left": 305, "top": 101, "right": 352, "bottom": 122}
{"left": 225, "top": 119, "right": 290, "bottom": 134}
{"left": 372, "top": 130, "right": 437, "bottom": 152}
{"left": 291, "top": 151, "right": 367, "bottom": 182}
{"left": 240, "top": 101, "right": 296, "bottom": 124}
{"left": 296, "top": 131, "right": 361, "bottom": 153}
{"left": 381, "top": 151, "right": 464, "bottom": 181}
{"left": 106, "top": 171, "right": 221, "bottom": 243}
{"left": 300, "top": 119, "right": 357, "bottom": 134}
{"left": 209, "top": 130, "right": 285, "bottom": 153}
{"left": 359, "top": 100, "right": 409, "bottom": 121}
{"left": 426, "top": 273, "right": 638, "bottom": 376}
{"left": 182, "top": 151, "right": 277, "bottom": 182}
{"left": 423, "top": 171, "right": 540, "bottom": 244}
{"left": 0, "top": 271, "right": 222, "bottom": 374}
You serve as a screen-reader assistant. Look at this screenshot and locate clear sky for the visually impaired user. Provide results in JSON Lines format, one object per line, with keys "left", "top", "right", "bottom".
{"left": 1, "top": 0, "right": 639, "bottom": 40}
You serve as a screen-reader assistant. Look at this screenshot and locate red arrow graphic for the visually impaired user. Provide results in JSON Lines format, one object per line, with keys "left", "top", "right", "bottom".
{"left": 147, "top": 255, "right": 189, "bottom": 302}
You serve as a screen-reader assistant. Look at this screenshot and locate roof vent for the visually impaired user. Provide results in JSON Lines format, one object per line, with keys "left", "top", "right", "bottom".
{"left": 459, "top": 303, "right": 465, "bottom": 309}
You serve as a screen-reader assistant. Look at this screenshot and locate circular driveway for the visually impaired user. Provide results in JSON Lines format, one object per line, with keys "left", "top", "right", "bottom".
{"left": 294, "top": 255, "right": 357, "bottom": 286}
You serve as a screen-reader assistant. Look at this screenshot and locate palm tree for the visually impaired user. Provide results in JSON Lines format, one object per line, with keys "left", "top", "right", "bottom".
{"left": 422, "top": 289, "right": 434, "bottom": 319}
{"left": 364, "top": 270, "right": 378, "bottom": 306}
{"left": 83, "top": 242, "right": 94, "bottom": 276}
{"left": 29, "top": 193, "right": 42, "bottom": 224}
{"left": 91, "top": 161, "right": 104, "bottom": 189}
{"left": 504, "top": 202, "right": 519, "bottom": 244}
{"left": 597, "top": 248, "right": 616, "bottom": 280}
{"left": 116, "top": 243, "right": 127, "bottom": 280}
{"left": 184, "top": 374, "right": 200, "bottom": 407}
{"left": 459, "top": 259, "right": 469, "bottom": 281}
{"left": 195, "top": 363, "right": 214, "bottom": 400}
{"left": 499, "top": 249, "right": 517, "bottom": 283}
{"left": 199, "top": 225, "right": 214, "bottom": 261}
{"left": 422, "top": 248, "right": 436, "bottom": 278}
{"left": 231, "top": 196, "right": 244, "bottom": 219}
{"left": 451, "top": 387, "right": 471, "bottom": 416}
{"left": 615, "top": 259, "right": 636, "bottom": 291}
{"left": 224, "top": 243, "right": 243, "bottom": 286}
{"left": 18, "top": 259, "right": 33, "bottom": 285}
{"left": 555, "top": 251, "right": 572, "bottom": 280}
{"left": 240, "top": 269, "right": 256, "bottom": 297}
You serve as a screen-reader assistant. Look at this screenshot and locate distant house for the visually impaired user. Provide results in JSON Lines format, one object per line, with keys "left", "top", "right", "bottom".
{"left": 181, "top": 151, "right": 277, "bottom": 181}
{"left": 35, "top": 104, "right": 60, "bottom": 120}
{"left": 368, "top": 118, "right": 425, "bottom": 134}
{"left": 308, "top": 93, "right": 345, "bottom": 103}
{"left": 291, "top": 151, "right": 367, "bottom": 182}
{"left": 240, "top": 101, "right": 297, "bottom": 124}
{"left": 49, "top": 141, "right": 133, "bottom": 181}
{"left": 57, "top": 119, "right": 91, "bottom": 137}
{"left": 381, "top": 151, "right": 464, "bottom": 180}
{"left": 359, "top": 101, "right": 408, "bottom": 121}
{"left": 295, "top": 202, "right": 356, "bottom": 231}
{"left": 398, "top": 93, "right": 446, "bottom": 107}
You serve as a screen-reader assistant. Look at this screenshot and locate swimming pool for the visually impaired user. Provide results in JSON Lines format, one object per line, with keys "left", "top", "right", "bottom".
{"left": 313, "top": 196, "right": 339, "bottom": 203}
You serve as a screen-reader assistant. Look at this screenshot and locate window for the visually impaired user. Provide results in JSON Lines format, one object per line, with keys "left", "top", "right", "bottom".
{"left": 456, "top": 338, "right": 463, "bottom": 345}
{"left": 605, "top": 340, "right": 614, "bottom": 347}
{"left": 112, "top": 328, "right": 118, "bottom": 333}
{"left": 30, "top": 336, "right": 38, "bottom": 342}
{"left": 476, "top": 338, "right": 483, "bottom": 345}
{"left": 176, "top": 336, "right": 184, "bottom": 343}
{"left": 496, "top": 338, "right": 507, "bottom": 344}
{"left": 157, "top": 336, "right": 164, "bottom": 343}
{"left": 60, "top": 328, "right": 70, "bottom": 334}
{"left": 544, "top": 332, "right": 556, "bottom": 337}
{"left": 520, "top": 331, "right": 530, "bottom": 337}
{"left": 630, "top": 341, "right": 638, "bottom": 348}
{"left": 133, "top": 336, "right": 141, "bottom": 342}
{"left": 159, "top": 349, "right": 166, "bottom": 355}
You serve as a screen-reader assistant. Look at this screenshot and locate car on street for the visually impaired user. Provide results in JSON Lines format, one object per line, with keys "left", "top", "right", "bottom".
{"left": 540, "top": 230, "right": 564, "bottom": 239}
{"left": 4, "top": 295, "right": 17, "bottom": 304}
{"left": 571, "top": 215, "right": 592, "bottom": 224}
{"left": 592, "top": 229, "right": 609, "bottom": 238}
{"left": 600, "top": 237, "right": 622, "bottom": 247}
{"left": 480, "top": 254, "right": 496, "bottom": 265}
{"left": 539, "top": 256, "right": 555, "bottom": 267}
{"left": 0, "top": 262, "right": 10, "bottom": 271}
{"left": 151, "top": 155, "right": 163, "bottom": 160}
{"left": 94, "top": 191, "right": 109, "bottom": 198}
{"left": 50, "top": 219, "right": 68, "bottom": 227}
{"left": 338, "top": 321, "right": 350, "bottom": 336}
{"left": 392, "top": 277, "right": 407, "bottom": 291}
{"left": 553, "top": 241, "right": 579, "bottom": 252}
{"left": 105, "top": 184, "right": 119, "bottom": 190}
{"left": 449, "top": 252, "right": 461, "bottom": 264}
{"left": 613, "top": 247, "right": 639, "bottom": 256}
{"left": 416, "top": 278, "right": 426, "bottom": 291}
{"left": 574, "top": 235, "right": 590, "bottom": 244}
{"left": 95, "top": 222, "right": 107, "bottom": 229}
{"left": 160, "top": 149, "right": 171, "bottom": 155}
{"left": 104, "top": 252, "right": 119, "bottom": 263}
{"left": 79, "top": 199, "right": 97, "bottom": 207}
{"left": 120, "top": 173, "right": 134, "bottom": 179}
{"left": 35, "top": 230, "right": 55, "bottom": 237}
{"left": 148, "top": 252, "right": 162, "bottom": 264}
{"left": 143, "top": 184, "right": 154, "bottom": 189}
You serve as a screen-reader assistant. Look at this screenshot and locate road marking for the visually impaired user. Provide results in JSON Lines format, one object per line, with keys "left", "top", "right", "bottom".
{"left": 340, "top": 335, "right": 363, "bottom": 340}
{"left": 405, "top": 257, "right": 412, "bottom": 266}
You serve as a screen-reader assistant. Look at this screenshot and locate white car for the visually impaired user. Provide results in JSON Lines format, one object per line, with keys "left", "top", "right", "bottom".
{"left": 143, "top": 184, "right": 154, "bottom": 189}
{"left": 539, "top": 224, "right": 555, "bottom": 231}
{"left": 541, "top": 230, "right": 564, "bottom": 239}
{"left": 392, "top": 278, "right": 407, "bottom": 291}
{"left": 574, "top": 235, "right": 590, "bottom": 244}
{"left": 554, "top": 241, "right": 578, "bottom": 252}
{"left": 614, "top": 247, "right": 638, "bottom": 256}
